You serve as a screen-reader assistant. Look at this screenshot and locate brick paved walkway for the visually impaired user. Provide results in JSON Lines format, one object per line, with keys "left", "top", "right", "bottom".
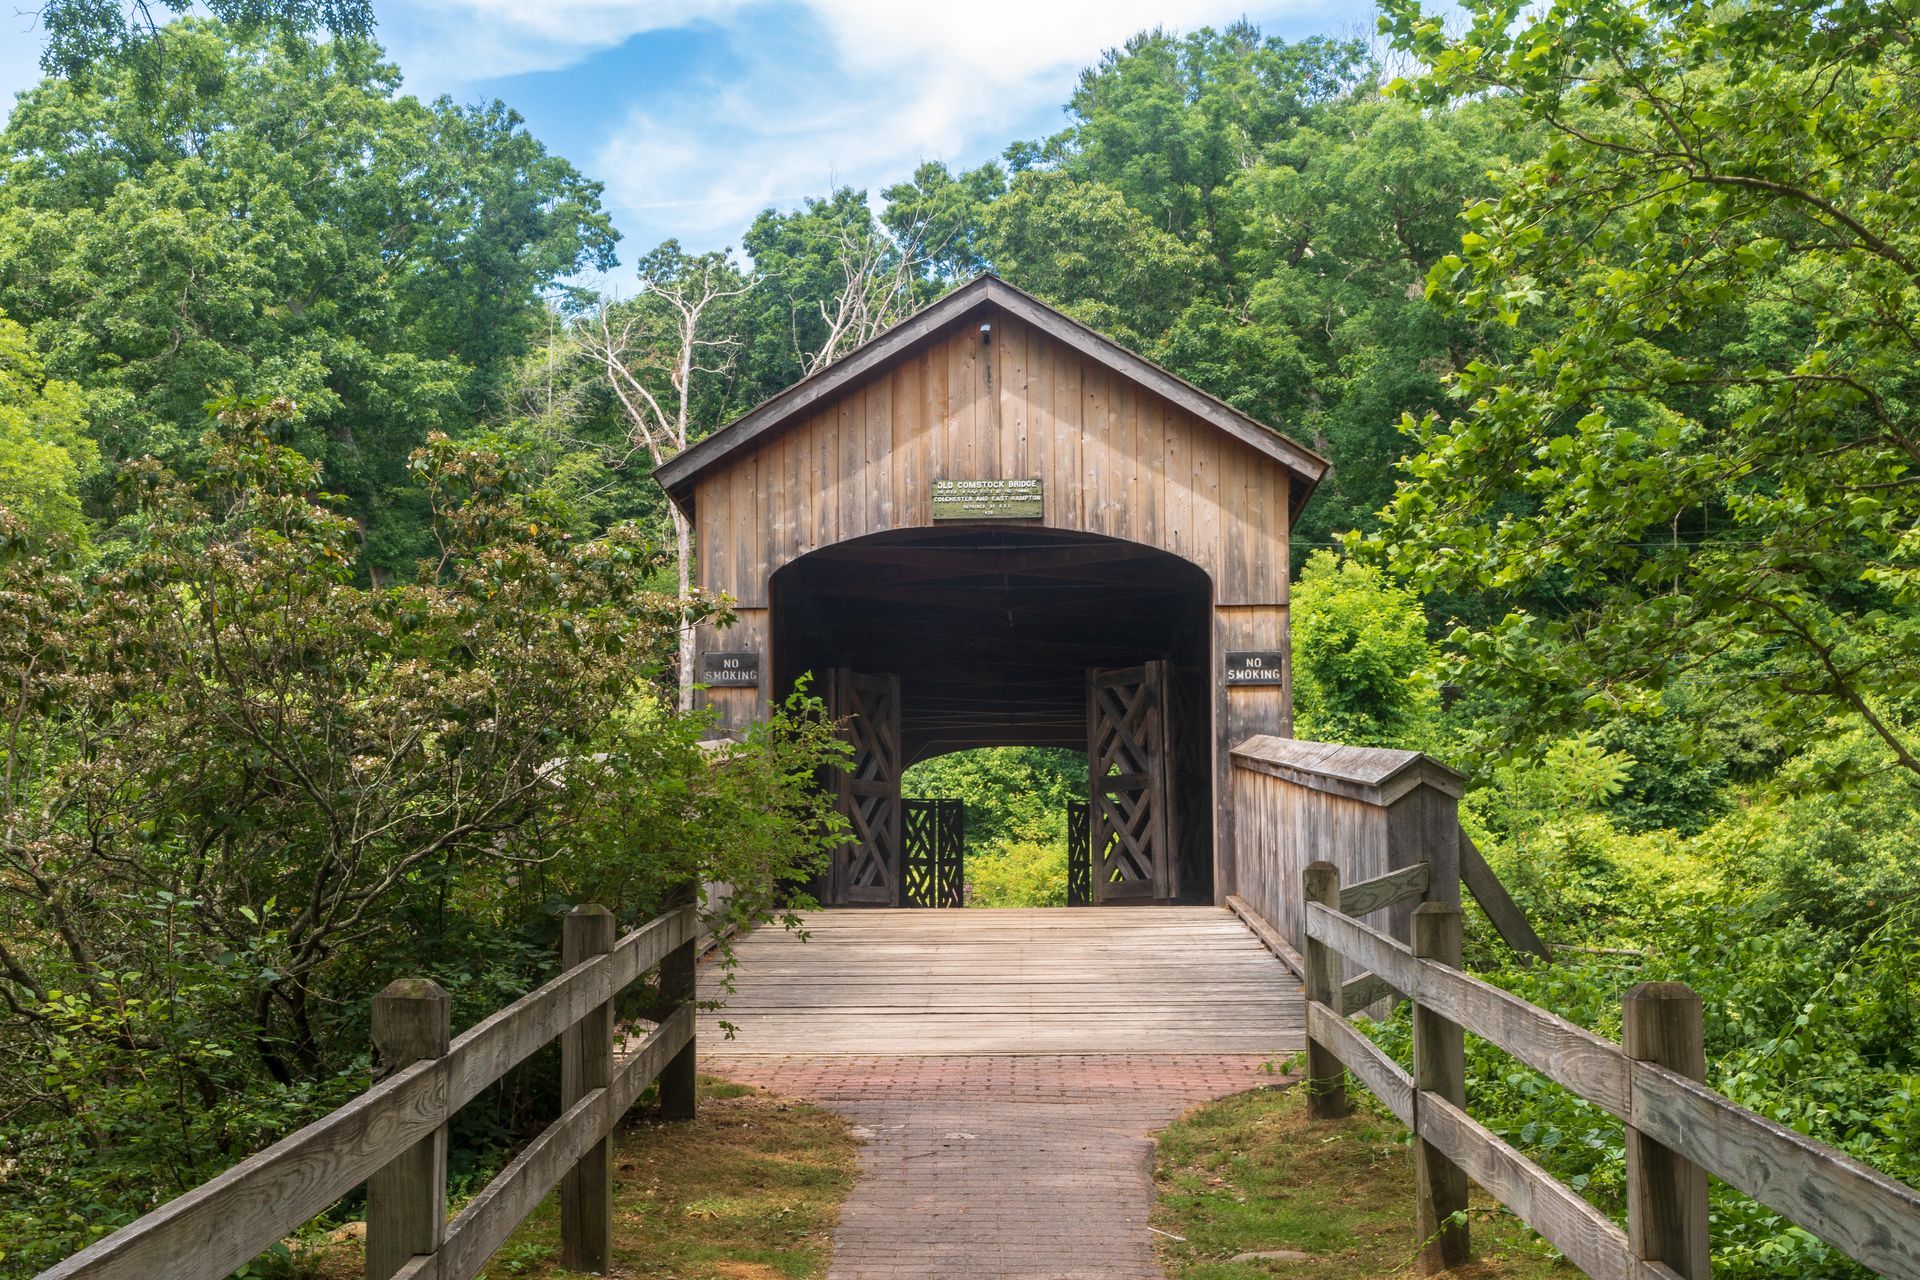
{"left": 711, "top": 1055, "right": 1287, "bottom": 1279}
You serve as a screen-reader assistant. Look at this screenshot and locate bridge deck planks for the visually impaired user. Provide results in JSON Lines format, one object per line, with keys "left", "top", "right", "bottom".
{"left": 699, "top": 906, "right": 1305, "bottom": 1055}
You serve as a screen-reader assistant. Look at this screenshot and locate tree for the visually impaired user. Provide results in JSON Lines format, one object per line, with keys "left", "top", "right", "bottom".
{"left": 1290, "top": 551, "right": 1439, "bottom": 747}
{"left": 0, "top": 22, "right": 618, "bottom": 573}
{"left": 0, "top": 399, "right": 845, "bottom": 1266}
{"left": 1056, "top": 25, "right": 1370, "bottom": 278}
{"left": 880, "top": 161, "right": 1007, "bottom": 283}
{"left": 1371, "top": 0, "right": 1920, "bottom": 777}
{"left": 579, "top": 246, "right": 752, "bottom": 708}
{"left": 0, "top": 313, "right": 94, "bottom": 546}
{"left": 741, "top": 188, "right": 939, "bottom": 387}
{"left": 980, "top": 170, "right": 1206, "bottom": 349}
{"left": 35, "top": 0, "right": 375, "bottom": 80}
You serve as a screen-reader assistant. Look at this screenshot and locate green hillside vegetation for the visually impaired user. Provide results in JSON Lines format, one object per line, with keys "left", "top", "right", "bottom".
{"left": 903, "top": 748, "right": 1088, "bottom": 907}
{"left": 0, "top": 0, "right": 1916, "bottom": 1274}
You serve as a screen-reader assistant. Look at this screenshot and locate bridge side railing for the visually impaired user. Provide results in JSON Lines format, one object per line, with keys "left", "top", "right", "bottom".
{"left": 1228, "top": 736, "right": 1549, "bottom": 983}
{"left": 1300, "top": 857, "right": 1920, "bottom": 1280}
{"left": 36, "top": 901, "right": 701, "bottom": 1280}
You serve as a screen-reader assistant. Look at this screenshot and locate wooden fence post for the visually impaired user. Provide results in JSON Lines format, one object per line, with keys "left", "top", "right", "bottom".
{"left": 366, "top": 979, "right": 449, "bottom": 1280}
{"left": 1412, "top": 903, "right": 1470, "bottom": 1273}
{"left": 659, "top": 886, "right": 698, "bottom": 1121}
{"left": 1303, "top": 860, "right": 1347, "bottom": 1119}
{"left": 561, "top": 904, "right": 615, "bottom": 1274}
{"left": 1625, "top": 982, "right": 1711, "bottom": 1279}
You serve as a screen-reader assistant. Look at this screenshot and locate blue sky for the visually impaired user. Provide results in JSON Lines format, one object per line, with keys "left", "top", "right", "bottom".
{"left": 0, "top": 0, "right": 1379, "bottom": 271}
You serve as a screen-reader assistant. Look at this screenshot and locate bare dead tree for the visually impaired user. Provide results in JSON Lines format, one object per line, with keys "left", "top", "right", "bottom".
{"left": 803, "top": 220, "right": 934, "bottom": 375}
{"left": 579, "top": 259, "right": 752, "bottom": 709}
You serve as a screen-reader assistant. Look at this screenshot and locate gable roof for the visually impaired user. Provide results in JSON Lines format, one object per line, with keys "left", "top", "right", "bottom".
{"left": 654, "top": 273, "right": 1329, "bottom": 523}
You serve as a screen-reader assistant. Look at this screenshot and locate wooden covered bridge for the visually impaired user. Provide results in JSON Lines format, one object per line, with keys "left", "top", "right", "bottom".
{"left": 39, "top": 278, "right": 1920, "bottom": 1280}
{"left": 659, "top": 272, "right": 1321, "bottom": 907}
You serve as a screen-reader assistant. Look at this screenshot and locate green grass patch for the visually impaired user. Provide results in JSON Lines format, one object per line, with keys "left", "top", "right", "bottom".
{"left": 1153, "top": 1083, "right": 1577, "bottom": 1279}
{"left": 314, "top": 1076, "right": 857, "bottom": 1280}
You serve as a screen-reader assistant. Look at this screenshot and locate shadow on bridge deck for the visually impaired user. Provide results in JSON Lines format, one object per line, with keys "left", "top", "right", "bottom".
{"left": 698, "top": 906, "right": 1304, "bottom": 1056}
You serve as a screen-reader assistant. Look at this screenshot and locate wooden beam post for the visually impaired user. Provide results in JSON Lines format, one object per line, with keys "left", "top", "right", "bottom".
{"left": 366, "top": 979, "right": 449, "bottom": 1280}
{"left": 1411, "top": 903, "right": 1470, "bottom": 1273}
{"left": 659, "top": 889, "right": 699, "bottom": 1121}
{"left": 1625, "top": 982, "right": 1711, "bottom": 1279}
{"left": 561, "top": 904, "right": 615, "bottom": 1274}
{"left": 1302, "top": 860, "right": 1347, "bottom": 1119}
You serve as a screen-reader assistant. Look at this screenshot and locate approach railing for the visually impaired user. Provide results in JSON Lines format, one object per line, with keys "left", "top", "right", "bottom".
{"left": 1229, "top": 736, "right": 1549, "bottom": 975}
{"left": 1299, "top": 857, "right": 1920, "bottom": 1279}
{"left": 36, "top": 901, "right": 701, "bottom": 1280}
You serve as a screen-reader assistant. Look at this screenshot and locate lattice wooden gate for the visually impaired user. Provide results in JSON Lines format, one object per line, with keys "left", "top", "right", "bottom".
{"left": 902, "top": 798, "right": 965, "bottom": 907}
{"left": 1065, "top": 799, "right": 1091, "bottom": 906}
{"left": 827, "top": 669, "right": 902, "bottom": 906}
{"left": 1087, "top": 661, "right": 1174, "bottom": 902}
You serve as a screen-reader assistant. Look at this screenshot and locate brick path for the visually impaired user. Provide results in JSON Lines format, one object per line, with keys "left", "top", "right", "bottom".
{"left": 710, "top": 1054, "right": 1287, "bottom": 1279}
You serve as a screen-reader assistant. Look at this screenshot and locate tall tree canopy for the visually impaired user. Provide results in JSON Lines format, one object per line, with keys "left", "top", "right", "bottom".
{"left": 1372, "top": 0, "right": 1920, "bottom": 776}
{"left": 900, "top": 25, "right": 1528, "bottom": 551}
{"left": 0, "top": 22, "right": 618, "bottom": 571}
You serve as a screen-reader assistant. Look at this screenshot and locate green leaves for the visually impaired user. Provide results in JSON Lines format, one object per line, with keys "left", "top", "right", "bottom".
{"left": 1368, "top": 0, "right": 1920, "bottom": 778}
{"left": 0, "top": 20, "right": 617, "bottom": 576}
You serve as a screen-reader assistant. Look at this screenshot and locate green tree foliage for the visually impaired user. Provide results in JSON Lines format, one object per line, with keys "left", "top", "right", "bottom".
{"left": 1290, "top": 551, "right": 1438, "bottom": 747}
{"left": 903, "top": 748, "right": 1087, "bottom": 907}
{"left": 962, "top": 25, "right": 1526, "bottom": 550}
{"left": 1372, "top": 0, "right": 1920, "bottom": 777}
{"left": 36, "top": 0, "right": 375, "bottom": 81}
{"left": 0, "top": 312, "right": 94, "bottom": 546}
{"left": 879, "top": 161, "right": 1007, "bottom": 282}
{"left": 980, "top": 171, "right": 1205, "bottom": 349}
{"left": 0, "top": 22, "right": 618, "bottom": 573}
{"left": 0, "top": 401, "right": 844, "bottom": 1269}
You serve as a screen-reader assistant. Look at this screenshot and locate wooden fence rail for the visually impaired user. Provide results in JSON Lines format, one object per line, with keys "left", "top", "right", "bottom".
{"left": 36, "top": 902, "right": 700, "bottom": 1280}
{"left": 1299, "top": 858, "right": 1920, "bottom": 1279}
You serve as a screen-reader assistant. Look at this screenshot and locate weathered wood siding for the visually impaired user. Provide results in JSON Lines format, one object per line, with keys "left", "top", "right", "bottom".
{"left": 1236, "top": 766, "right": 1389, "bottom": 960}
{"left": 1231, "top": 737, "right": 1463, "bottom": 966}
{"left": 692, "top": 316, "right": 1292, "bottom": 610}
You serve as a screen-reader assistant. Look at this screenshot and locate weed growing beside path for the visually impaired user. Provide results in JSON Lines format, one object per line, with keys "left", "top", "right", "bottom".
{"left": 1153, "top": 1085, "right": 1574, "bottom": 1279}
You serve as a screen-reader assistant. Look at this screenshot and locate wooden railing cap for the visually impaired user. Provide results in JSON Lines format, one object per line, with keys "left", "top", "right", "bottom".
{"left": 1231, "top": 735, "right": 1467, "bottom": 803}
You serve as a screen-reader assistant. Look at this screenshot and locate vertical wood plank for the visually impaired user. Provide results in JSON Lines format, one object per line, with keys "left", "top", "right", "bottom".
{"left": 1412, "top": 903, "right": 1471, "bottom": 1273}
{"left": 1303, "top": 861, "right": 1347, "bottom": 1119}
{"left": 1002, "top": 317, "right": 1027, "bottom": 478}
{"left": 658, "top": 887, "right": 699, "bottom": 1122}
{"left": 1625, "top": 983, "right": 1711, "bottom": 1279}
{"left": 560, "top": 904, "right": 615, "bottom": 1274}
{"left": 366, "top": 980, "right": 449, "bottom": 1280}
{"left": 734, "top": 455, "right": 759, "bottom": 607}
{"left": 867, "top": 372, "right": 892, "bottom": 533}
{"left": 1057, "top": 336, "right": 1082, "bottom": 527}
{"left": 837, "top": 387, "right": 861, "bottom": 541}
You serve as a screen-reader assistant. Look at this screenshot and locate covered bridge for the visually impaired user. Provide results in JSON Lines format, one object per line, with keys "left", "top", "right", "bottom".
{"left": 657, "top": 274, "right": 1328, "bottom": 907}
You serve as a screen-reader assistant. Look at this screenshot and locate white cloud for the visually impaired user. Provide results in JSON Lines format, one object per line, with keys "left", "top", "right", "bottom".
{"left": 388, "top": 0, "right": 759, "bottom": 86}
{"left": 0, "top": 0, "right": 1366, "bottom": 253}
{"left": 585, "top": 0, "right": 1341, "bottom": 250}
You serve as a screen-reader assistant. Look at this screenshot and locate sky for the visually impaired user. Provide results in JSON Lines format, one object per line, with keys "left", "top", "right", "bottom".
{"left": 0, "top": 0, "right": 1379, "bottom": 267}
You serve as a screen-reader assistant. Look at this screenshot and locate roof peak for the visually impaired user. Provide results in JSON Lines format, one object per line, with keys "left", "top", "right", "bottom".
{"left": 654, "top": 274, "right": 1327, "bottom": 519}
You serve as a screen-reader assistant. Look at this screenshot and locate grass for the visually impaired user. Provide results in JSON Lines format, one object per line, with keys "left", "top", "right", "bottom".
{"left": 312, "top": 1076, "right": 858, "bottom": 1280}
{"left": 1153, "top": 1082, "right": 1578, "bottom": 1280}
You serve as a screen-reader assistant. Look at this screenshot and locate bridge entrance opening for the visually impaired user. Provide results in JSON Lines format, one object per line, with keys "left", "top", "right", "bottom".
{"left": 772, "top": 527, "right": 1214, "bottom": 907}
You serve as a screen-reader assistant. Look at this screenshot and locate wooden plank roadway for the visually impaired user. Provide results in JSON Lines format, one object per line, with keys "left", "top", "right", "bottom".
{"left": 699, "top": 906, "right": 1305, "bottom": 1055}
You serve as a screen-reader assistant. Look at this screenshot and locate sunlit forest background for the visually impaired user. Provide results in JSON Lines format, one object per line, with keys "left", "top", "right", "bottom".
{"left": 2, "top": 1, "right": 1917, "bottom": 1275}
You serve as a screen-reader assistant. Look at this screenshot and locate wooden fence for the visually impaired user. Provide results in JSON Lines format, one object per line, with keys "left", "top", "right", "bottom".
{"left": 1299, "top": 857, "right": 1920, "bottom": 1279}
{"left": 36, "top": 902, "right": 700, "bottom": 1280}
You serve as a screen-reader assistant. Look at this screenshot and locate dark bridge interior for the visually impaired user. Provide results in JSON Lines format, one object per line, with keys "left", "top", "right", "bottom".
{"left": 770, "top": 527, "right": 1214, "bottom": 764}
